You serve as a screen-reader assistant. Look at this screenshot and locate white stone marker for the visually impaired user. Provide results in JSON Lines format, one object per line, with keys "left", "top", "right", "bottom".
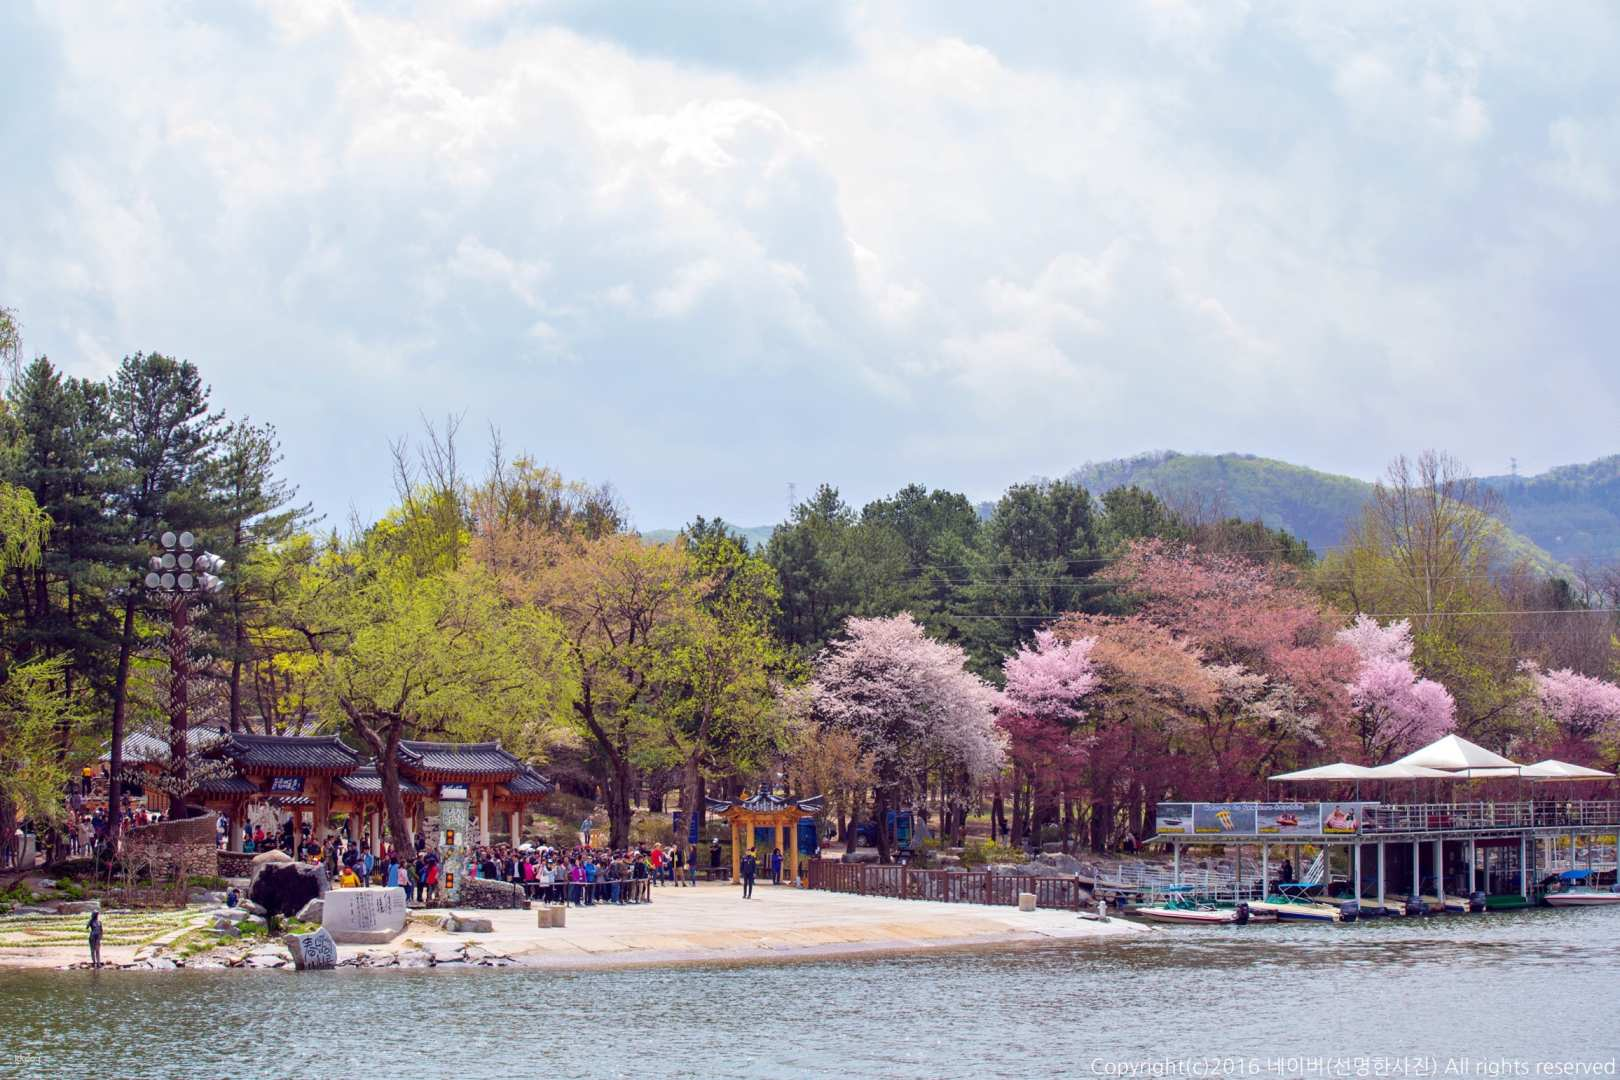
{"left": 321, "top": 886, "right": 408, "bottom": 944}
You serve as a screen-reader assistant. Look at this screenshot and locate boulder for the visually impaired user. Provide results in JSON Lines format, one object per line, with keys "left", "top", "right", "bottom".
{"left": 295, "top": 898, "right": 324, "bottom": 924}
{"left": 457, "top": 877, "right": 527, "bottom": 910}
{"left": 449, "top": 913, "right": 493, "bottom": 933}
{"left": 58, "top": 900, "right": 101, "bottom": 915}
{"left": 11, "top": 905, "right": 57, "bottom": 916}
{"left": 321, "top": 886, "right": 407, "bottom": 944}
{"left": 397, "top": 949, "right": 434, "bottom": 968}
{"left": 251, "top": 849, "right": 293, "bottom": 866}
{"left": 1037, "top": 853, "right": 1085, "bottom": 875}
{"left": 210, "top": 907, "right": 248, "bottom": 923}
{"left": 284, "top": 927, "right": 339, "bottom": 971}
{"left": 214, "top": 924, "right": 241, "bottom": 938}
{"left": 248, "top": 861, "right": 328, "bottom": 921}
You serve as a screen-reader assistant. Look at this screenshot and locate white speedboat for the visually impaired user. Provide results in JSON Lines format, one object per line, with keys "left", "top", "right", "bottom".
{"left": 1543, "top": 869, "right": 1620, "bottom": 907}
{"left": 1545, "top": 887, "right": 1620, "bottom": 907}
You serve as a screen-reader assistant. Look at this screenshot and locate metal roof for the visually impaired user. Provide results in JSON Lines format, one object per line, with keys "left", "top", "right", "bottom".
{"left": 397, "top": 740, "right": 524, "bottom": 778}
{"left": 219, "top": 733, "right": 365, "bottom": 773}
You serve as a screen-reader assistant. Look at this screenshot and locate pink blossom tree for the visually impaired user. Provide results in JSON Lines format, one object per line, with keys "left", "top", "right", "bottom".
{"left": 1528, "top": 665, "right": 1620, "bottom": 764}
{"left": 1337, "top": 615, "right": 1455, "bottom": 760}
{"left": 998, "top": 630, "right": 1099, "bottom": 844}
{"left": 810, "top": 613, "right": 1003, "bottom": 861}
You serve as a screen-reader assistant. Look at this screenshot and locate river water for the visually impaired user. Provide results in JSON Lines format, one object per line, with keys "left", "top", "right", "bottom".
{"left": 2, "top": 905, "right": 1616, "bottom": 1079}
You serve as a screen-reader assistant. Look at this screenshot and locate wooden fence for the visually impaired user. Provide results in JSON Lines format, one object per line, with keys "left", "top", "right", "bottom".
{"left": 805, "top": 859, "right": 1090, "bottom": 911}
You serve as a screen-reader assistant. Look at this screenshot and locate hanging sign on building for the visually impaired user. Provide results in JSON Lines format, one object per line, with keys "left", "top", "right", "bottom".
{"left": 268, "top": 776, "right": 305, "bottom": 794}
{"left": 439, "top": 784, "right": 469, "bottom": 800}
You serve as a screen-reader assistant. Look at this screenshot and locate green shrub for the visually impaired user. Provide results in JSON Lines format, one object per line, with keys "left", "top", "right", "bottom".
{"left": 958, "top": 839, "right": 1025, "bottom": 869}
{"left": 186, "top": 875, "right": 229, "bottom": 891}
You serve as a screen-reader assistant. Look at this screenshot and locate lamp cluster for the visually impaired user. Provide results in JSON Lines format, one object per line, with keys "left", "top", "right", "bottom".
{"left": 144, "top": 530, "right": 226, "bottom": 594}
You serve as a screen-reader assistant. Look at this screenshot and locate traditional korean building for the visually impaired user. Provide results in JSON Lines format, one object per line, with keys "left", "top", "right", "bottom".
{"left": 707, "top": 786, "right": 825, "bottom": 885}
{"left": 397, "top": 740, "right": 553, "bottom": 846}
{"left": 182, "top": 733, "right": 551, "bottom": 853}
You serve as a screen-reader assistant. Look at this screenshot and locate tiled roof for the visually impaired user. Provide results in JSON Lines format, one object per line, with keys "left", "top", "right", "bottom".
{"left": 190, "top": 775, "right": 261, "bottom": 797}
{"left": 103, "top": 728, "right": 226, "bottom": 763}
{"left": 707, "top": 789, "right": 824, "bottom": 815}
{"left": 337, "top": 766, "right": 428, "bottom": 798}
{"left": 219, "top": 733, "right": 364, "bottom": 773}
{"left": 504, "top": 766, "right": 553, "bottom": 797}
{"left": 397, "top": 740, "right": 523, "bottom": 779}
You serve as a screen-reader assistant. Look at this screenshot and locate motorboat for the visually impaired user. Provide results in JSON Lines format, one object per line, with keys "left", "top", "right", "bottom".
{"left": 1135, "top": 888, "right": 1273, "bottom": 925}
{"left": 1544, "top": 869, "right": 1620, "bottom": 908}
{"left": 1248, "top": 883, "right": 1344, "bottom": 923}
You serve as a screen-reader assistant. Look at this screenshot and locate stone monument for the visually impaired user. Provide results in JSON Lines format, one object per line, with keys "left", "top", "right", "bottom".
{"left": 438, "top": 788, "right": 470, "bottom": 905}
{"left": 285, "top": 926, "right": 338, "bottom": 971}
{"left": 321, "top": 886, "right": 408, "bottom": 944}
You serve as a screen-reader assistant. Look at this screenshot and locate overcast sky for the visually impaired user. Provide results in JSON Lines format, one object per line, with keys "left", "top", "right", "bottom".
{"left": 3, "top": 2, "right": 1618, "bottom": 530}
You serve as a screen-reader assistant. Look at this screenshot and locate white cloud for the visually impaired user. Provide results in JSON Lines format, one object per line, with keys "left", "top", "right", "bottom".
{"left": 2, "top": 1, "right": 1618, "bottom": 526}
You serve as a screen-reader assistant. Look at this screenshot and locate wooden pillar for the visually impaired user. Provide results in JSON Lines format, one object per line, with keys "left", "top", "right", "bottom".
{"left": 370, "top": 807, "right": 382, "bottom": 856}
{"left": 314, "top": 777, "right": 332, "bottom": 841}
{"left": 774, "top": 822, "right": 784, "bottom": 878}
{"left": 480, "top": 785, "right": 491, "bottom": 846}
{"left": 788, "top": 818, "right": 800, "bottom": 884}
{"left": 730, "top": 817, "right": 742, "bottom": 884}
{"left": 510, "top": 808, "right": 521, "bottom": 846}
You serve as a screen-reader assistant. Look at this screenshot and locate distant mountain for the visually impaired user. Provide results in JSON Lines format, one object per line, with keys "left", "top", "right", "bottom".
{"left": 638, "top": 524, "right": 778, "bottom": 550}
{"left": 1481, "top": 455, "right": 1620, "bottom": 565}
{"left": 1068, "top": 450, "right": 1610, "bottom": 570}
{"left": 1068, "top": 452, "right": 1371, "bottom": 555}
{"left": 639, "top": 451, "right": 1618, "bottom": 571}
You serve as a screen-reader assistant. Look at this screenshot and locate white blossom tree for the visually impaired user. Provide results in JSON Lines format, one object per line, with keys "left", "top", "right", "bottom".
{"left": 809, "top": 613, "right": 1003, "bottom": 861}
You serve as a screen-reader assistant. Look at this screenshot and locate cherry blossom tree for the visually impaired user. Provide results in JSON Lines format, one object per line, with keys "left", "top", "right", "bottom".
{"left": 1337, "top": 615, "right": 1455, "bottom": 761}
{"left": 1527, "top": 664, "right": 1620, "bottom": 763}
{"left": 998, "top": 630, "right": 1099, "bottom": 847}
{"left": 809, "top": 613, "right": 1003, "bottom": 861}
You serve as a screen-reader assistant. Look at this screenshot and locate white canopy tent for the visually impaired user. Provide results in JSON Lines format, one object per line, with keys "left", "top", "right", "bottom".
{"left": 1524, "top": 759, "right": 1615, "bottom": 781}
{"left": 1267, "top": 763, "right": 1376, "bottom": 782}
{"left": 1362, "top": 763, "right": 1456, "bottom": 780}
{"left": 1393, "top": 733, "right": 1520, "bottom": 771}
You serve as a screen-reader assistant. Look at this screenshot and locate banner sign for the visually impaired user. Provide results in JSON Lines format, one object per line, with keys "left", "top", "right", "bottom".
{"left": 1256, "top": 802, "right": 1319, "bottom": 835}
{"left": 439, "top": 784, "right": 469, "bottom": 801}
{"left": 268, "top": 776, "right": 304, "bottom": 794}
{"left": 1155, "top": 802, "right": 1193, "bottom": 835}
{"left": 1194, "top": 803, "right": 1257, "bottom": 835}
{"left": 1320, "top": 802, "right": 1362, "bottom": 835}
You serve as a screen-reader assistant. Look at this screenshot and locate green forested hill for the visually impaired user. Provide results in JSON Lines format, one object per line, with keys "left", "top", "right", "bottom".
{"left": 1067, "top": 452, "right": 1373, "bottom": 555}
{"left": 1066, "top": 451, "right": 1603, "bottom": 570}
{"left": 1482, "top": 455, "right": 1620, "bottom": 564}
{"left": 644, "top": 451, "right": 1618, "bottom": 569}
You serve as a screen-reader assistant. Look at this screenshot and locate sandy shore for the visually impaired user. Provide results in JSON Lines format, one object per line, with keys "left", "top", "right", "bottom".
{"left": 2, "top": 881, "right": 1147, "bottom": 971}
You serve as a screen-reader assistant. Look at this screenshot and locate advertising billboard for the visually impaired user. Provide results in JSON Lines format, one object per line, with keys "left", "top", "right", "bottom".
{"left": 1155, "top": 802, "right": 1193, "bottom": 835}
{"left": 1256, "top": 802, "right": 1320, "bottom": 835}
{"left": 1320, "top": 802, "right": 1362, "bottom": 835}
{"left": 1193, "top": 803, "right": 1257, "bottom": 835}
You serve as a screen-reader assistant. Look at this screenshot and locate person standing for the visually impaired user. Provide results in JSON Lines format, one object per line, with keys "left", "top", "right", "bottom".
{"left": 87, "top": 911, "right": 103, "bottom": 969}
{"left": 770, "top": 847, "right": 783, "bottom": 885}
{"left": 710, "top": 836, "right": 722, "bottom": 871}
{"left": 740, "top": 848, "right": 758, "bottom": 899}
{"left": 687, "top": 844, "right": 698, "bottom": 886}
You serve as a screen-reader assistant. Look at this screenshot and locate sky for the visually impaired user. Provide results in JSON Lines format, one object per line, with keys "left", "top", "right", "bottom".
{"left": 3, "top": 1, "right": 1619, "bottom": 531}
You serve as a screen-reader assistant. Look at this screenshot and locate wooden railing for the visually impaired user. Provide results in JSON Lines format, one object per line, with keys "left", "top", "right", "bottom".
{"left": 805, "top": 859, "right": 1090, "bottom": 911}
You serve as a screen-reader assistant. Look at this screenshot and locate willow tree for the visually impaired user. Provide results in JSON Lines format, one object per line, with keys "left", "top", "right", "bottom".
{"left": 275, "top": 526, "right": 571, "bottom": 855}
